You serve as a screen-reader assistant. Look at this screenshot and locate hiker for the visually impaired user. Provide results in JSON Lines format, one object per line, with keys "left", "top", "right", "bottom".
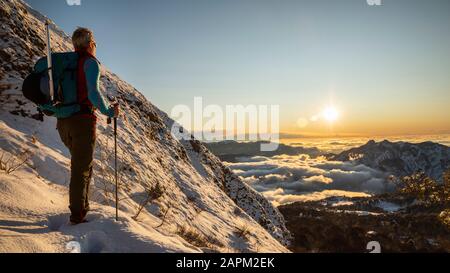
{"left": 57, "top": 27, "right": 119, "bottom": 224}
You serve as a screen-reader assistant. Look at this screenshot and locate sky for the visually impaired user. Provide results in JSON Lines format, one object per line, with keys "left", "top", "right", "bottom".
{"left": 24, "top": 0, "right": 450, "bottom": 137}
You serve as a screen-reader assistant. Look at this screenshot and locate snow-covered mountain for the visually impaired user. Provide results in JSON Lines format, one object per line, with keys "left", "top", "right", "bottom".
{"left": 0, "top": 0, "right": 290, "bottom": 253}
{"left": 333, "top": 140, "right": 450, "bottom": 182}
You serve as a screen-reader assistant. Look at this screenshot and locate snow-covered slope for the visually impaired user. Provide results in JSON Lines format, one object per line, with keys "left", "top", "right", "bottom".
{"left": 333, "top": 140, "right": 450, "bottom": 182}
{"left": 0, "top": 0, "right": 290, "bottom": 253}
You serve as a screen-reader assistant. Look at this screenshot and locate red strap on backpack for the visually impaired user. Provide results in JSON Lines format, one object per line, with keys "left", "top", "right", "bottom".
{"left": 76, "top": 50, "right": 97, "bottom": 119}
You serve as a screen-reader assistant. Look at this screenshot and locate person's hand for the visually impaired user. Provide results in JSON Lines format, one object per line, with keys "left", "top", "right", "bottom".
{"left": 113, "top": 103, "right": 120, "bottom": 118}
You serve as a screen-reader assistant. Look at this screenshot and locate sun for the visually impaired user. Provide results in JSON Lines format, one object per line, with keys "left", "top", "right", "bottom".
{"left": 322, "top": 106, "right": 339, "bottom": 122}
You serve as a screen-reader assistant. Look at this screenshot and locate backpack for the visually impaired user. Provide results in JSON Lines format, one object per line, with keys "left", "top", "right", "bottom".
{"left": 22, "top": 52, "right": 82, "bottom": 119}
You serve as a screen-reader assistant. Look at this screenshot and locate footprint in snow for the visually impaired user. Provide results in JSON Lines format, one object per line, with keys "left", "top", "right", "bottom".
{"left": 80, "top": 231, "right": 110, "bottom": 253}
{"left": 47, "top": 213, "right": 70, "bottom": 231}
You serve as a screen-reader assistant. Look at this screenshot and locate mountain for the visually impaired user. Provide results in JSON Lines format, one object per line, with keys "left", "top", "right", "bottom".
{"left": 0, "top": 0, "right": 290, "bottom": 252}
{"left": 205, "top": 141, "right": 322, "bottom": 162}
{"left": 332, "top": 140, "right": 450, "bottom": 182}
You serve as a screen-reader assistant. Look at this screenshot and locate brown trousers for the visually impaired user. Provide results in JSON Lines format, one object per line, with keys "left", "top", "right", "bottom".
{"left": 57, "top": 115, "right": 96, "bottom": 221}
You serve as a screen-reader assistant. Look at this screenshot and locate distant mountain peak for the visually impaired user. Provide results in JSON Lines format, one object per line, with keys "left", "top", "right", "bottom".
{"left": 333, "top": 140, "right": 450, "bottom": 181}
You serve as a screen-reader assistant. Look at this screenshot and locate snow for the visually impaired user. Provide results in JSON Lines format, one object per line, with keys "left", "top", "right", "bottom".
{"left": 0, "top": 121, "right": 199, "bottom": 253}
{"left": 375, "top": 201, "right": 403, "bottom": 213}
{"left": 330, "top": 201, "right": 354, "bottom": 207}
{"left": 335, "top": 210, "right": 381, "bottom": 216}
{"left": 0, "top": 0, "right": 290, "bottom": 253}
{"left": 334, "top": 140, "right": 450, "bottom": 182}
{"left": 427, "top": 238, "right": 438, "bottom": 246}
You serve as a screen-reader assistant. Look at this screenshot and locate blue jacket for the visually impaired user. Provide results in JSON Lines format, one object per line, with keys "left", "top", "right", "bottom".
{"left": 83, "top": 58, "right": 115, "bottom": 118}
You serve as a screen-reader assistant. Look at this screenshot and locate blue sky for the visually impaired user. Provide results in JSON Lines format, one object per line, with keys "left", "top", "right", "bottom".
{"left": 24, "top": 0, "right": 450, "bottom": 136}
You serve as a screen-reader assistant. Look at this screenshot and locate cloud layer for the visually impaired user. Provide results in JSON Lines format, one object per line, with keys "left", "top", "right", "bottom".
{"left": 283, "top": 134, "right": 450, "bottom": 154}
{"left": 226, "top": 154, "right": 394, "bottom": 206}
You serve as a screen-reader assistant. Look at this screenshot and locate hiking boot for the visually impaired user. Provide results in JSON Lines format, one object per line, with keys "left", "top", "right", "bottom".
{"left": 69, "top": 218, "right": 89, "bottom": 225}
{"left": 69, "top": 209, "right": 88, "bottom": 225}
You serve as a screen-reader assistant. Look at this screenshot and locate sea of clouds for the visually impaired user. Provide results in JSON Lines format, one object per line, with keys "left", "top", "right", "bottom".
{"left": 225, "top": 154, "right": 395, "bottom": 206}
{"left": 223, "top": 135, "right": 450, "bottom": 206}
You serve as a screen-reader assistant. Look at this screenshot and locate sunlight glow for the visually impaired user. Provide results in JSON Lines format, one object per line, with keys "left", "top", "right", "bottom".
{"left": 322, "top": 106, "right": 339, "bottom": 123}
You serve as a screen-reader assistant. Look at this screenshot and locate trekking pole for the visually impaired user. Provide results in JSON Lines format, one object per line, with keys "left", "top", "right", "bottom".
{"left": 114, "top": 116, "right": 118, "bottom": 221}
{"left": 107, "top": 108, "right": 118, "bottom": 221}
{"left": 45, "top": 20, "right": 55, "bottom": 102}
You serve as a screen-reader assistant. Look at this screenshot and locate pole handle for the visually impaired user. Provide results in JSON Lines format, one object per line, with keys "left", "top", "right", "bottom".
{"left": 108, "top": 102, "right": 119, "bottom": 125}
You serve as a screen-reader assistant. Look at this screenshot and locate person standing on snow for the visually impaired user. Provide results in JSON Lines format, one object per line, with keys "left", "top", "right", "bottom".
{"left": 57, "top": 27, "right": 119, "bottom": 224}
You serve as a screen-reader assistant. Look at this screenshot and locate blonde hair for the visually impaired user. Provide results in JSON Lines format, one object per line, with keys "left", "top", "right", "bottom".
{"left": 72, "top": 27, "right": 94, "bottom": 50}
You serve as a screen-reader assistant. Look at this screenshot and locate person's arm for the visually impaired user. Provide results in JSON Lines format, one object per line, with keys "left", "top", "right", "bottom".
{"left": 84, "top": 58, "right": 115, "bottom": 117}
